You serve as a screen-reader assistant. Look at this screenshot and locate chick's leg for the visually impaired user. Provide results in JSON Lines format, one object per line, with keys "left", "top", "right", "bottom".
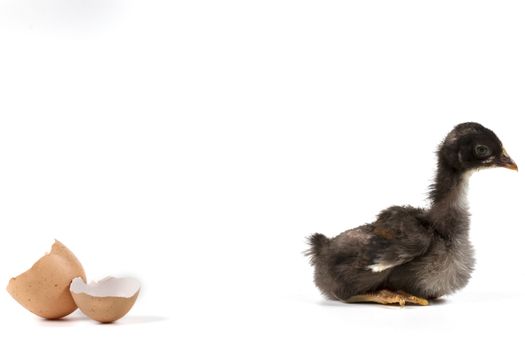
{"left": 344, "top": 289, "right": 429, "bottom": 306}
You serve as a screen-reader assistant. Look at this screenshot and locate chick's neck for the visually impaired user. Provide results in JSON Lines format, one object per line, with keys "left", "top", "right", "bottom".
{"left": 427, "top": 161, "right": 472, "bottom": 239}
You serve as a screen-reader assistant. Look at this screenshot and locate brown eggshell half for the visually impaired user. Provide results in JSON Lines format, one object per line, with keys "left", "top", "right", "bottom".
{"left": 70, "top": 277, "right": 140, "bottom": 323}
{"left": 6, "top": 240, "right": 86, "bottom": 319}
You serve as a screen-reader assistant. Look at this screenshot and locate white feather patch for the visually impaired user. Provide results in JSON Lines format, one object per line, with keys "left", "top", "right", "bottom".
{"left": 368, "top": 263, "right": 395, "bottom": 272}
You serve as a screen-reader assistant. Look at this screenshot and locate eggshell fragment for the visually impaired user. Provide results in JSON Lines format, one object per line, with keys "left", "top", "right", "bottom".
{"left": 70, "top": 276, "right": 140, "bottom": 323}
{"left": 6, "top": 240, "right": 86, "bottom": 319}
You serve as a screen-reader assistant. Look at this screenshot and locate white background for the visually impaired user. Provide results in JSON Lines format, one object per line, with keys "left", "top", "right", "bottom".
{"left": 0, "top": 1, "right": 524, "bottom": 349}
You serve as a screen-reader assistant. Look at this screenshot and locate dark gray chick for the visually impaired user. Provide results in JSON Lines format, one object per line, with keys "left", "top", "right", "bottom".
{"left": 306, "top": 122, "right": 517, "bottom": 306}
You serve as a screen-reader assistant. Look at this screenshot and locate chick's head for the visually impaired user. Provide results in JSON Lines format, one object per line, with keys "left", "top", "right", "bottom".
{"left": 439, "top": 122, "right": 517, "bottom": 172}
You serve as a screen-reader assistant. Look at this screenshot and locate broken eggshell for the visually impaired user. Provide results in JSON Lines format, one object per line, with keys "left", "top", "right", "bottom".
{"left": 70, "top": 276, "right": 140, "bottom": 323}
{"left": 6, "top": 240, "right": 86, "bottom": 319}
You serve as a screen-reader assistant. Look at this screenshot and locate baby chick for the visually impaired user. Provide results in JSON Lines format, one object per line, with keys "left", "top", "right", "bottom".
{"left": 306, "top": 122, "right": 517, "bottom": 306}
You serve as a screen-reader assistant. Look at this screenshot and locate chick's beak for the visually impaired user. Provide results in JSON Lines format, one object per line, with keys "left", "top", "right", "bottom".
{"left": 496, "top": 148, "right": 518, "bottom": 171}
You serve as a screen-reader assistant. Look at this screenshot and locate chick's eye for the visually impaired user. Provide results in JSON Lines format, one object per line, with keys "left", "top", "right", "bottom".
{"left": 475, "top": 145, "right": 491, "bottom": 158}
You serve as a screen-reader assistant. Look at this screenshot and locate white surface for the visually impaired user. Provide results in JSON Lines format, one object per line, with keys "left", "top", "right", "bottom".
{"left": 0, "top": 1, "right": 524, "bottom": 349}
{"left": 70, "top": 276, "right": 140, "bottom": 298}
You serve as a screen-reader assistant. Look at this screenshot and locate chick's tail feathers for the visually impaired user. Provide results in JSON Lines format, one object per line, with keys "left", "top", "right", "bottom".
{"left": 305, "top": 233, "right": 330, "bottom": 264}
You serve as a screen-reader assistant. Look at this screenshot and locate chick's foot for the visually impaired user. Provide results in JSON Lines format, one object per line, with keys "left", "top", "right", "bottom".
{"left": 344, "top": 289, "right": 429, "bottom": 306}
